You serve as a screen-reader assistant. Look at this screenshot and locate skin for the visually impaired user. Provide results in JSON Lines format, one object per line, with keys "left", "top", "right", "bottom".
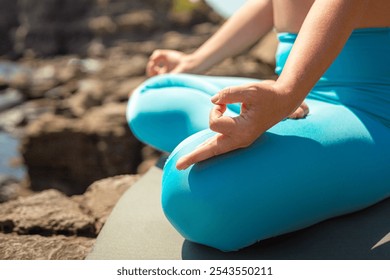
{"left": 146, "top": 0, "right": 390, "bottom": 170}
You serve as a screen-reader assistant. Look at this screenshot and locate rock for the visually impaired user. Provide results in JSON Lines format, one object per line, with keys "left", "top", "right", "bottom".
{"left": 1, "top": 0, "right": 220, "bottom": 57}
{"left": 0, "top": 88, "right": 24, "bottom": 111}
{"left": 88, "top": 16, "right": 117, "bottom": 35}
{"left": 21, "top": 103, "right": 143, "bottom": 195}
{"left": 137, "top": 146, "right": 161, "bottom": 174}
{"left": 0, "top": 0, "right": 19, "bottom": 56}
{"left": 87, "top": 40, "right": 106, "bottom": 58}
{"left": 137, "top": 158, "right": 159, "bottom": 175}
{"left": 192, "top": 22, "right": 219, "bottom": 36}
{"left": 79, "top": 58, "right": 103, "bottom": 74}
{"left": 28, "top": 65, "right": 60, "bottom": 98}
{"left": 57, "top": 60, "right": 84, "bottom": 83}
{"left": 17, "top": 0, "right": 94, "bottom": 56}
{"left": 0, "top": 175, "right": 21, "bottom": 203}
{"left": 115, "top": 10, "right": 156, "bottom": 33}
{"left": 5, "top": 99, "right": 57, "bottom": 130}
{"left": 161, "top": 31, "right": 208, "bottom": 52}
{"left": 44, "top": 85, "right": 72, "bottom": 100}
{"left": 103, "top": 55, "right": 148, "bottom": 80}
{"left": 117, "top": 40, "right": 158, "bottom": 56}
{"left": 0, "top": 61, "right": 31, "bottom": 91}
{"left": 0, "top": 189, "right": 96, "bottom": 236}
{"left": 65, "top": 78, "right": 105, "bottom": 117}
{"left": 104, "top": 76, "right": 145, "bottom": 103}
{"left": 141, "top": 145, "right": 162, "bottom": 160}
{"left": 250, "top": 31, "right": 278, "bottom": 66}
{"left": 0, "top": 233, "right": 94, "bottom": 260}
{"left": 206, "top": 55, "right": 275, "bottom": 79}
{"left": 73, "top": 175, "right": 140, "bottom": 231}
{"left": 0, "top": 108, "right": 25, "bottom": 133}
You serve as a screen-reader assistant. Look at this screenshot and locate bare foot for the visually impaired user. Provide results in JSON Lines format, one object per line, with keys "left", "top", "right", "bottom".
{"left": 288, "top": 102, "right": 309, "bottom": 119}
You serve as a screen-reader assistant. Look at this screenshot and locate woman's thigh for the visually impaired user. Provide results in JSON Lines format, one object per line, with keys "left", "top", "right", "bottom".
{"left": 127, "top": 74, "right": 259, "bottom": 152}
{"left": 162, "top": 99, "right": 390, "bottom": 251}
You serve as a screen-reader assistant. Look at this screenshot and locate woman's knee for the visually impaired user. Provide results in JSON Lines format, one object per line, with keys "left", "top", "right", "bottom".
{"left": 162, "top": 155, "right": 238, "bottom": 251}
{"left": 161, "top": 131, "right": 258, "bottom": 251}
{"left": 126, "top": 75, "right": 216, "bottom": 152}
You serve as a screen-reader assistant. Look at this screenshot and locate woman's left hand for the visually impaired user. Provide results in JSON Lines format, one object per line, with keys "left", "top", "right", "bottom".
{"left": 176, "top": 80, "right": 302, "bottom": 170}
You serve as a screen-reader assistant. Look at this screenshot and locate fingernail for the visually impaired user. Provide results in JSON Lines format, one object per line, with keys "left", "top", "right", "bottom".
{"left": 177, "top": 163, "right": 188, "bottom": 170}
{"left": 176, "top": 159, "right": 187, "bottom": 170}
{"left": 211, "top": 94, "right": 219, "bottom": 103}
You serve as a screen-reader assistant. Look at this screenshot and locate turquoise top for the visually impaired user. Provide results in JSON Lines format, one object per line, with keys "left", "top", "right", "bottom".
{"left": 276, "top": 28, "right": 390, "bottom": 127}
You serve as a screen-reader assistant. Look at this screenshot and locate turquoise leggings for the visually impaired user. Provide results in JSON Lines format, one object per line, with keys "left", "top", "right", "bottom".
{"left": 127, "top": 28, "right": 390, "bottom": 251}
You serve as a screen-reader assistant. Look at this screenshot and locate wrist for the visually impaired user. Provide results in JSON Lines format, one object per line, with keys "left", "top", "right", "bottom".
{"left": 179, "top": 53, "right": 204, "bottom": 74}
{"left": 271, "top": 80, "right": 306, "bottom": 118}
{"left": 186, "top": 50, "right": 220, "bottom": 74}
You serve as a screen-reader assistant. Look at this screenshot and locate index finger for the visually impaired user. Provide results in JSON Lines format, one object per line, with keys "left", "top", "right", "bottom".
{"left": 176, "top": 134, "right": 236, "bottom": 170}
{"left": 211, "top": 85, "right": 251, "bottom": 105}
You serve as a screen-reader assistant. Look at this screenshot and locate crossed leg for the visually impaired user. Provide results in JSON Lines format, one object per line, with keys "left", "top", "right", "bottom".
{"left": 127, "top": 74, "right": 390, "bottom": 251}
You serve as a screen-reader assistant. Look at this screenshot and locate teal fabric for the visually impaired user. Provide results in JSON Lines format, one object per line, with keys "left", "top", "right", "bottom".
{"left": 127, "top": 28, "right": 390, "bottom": 251}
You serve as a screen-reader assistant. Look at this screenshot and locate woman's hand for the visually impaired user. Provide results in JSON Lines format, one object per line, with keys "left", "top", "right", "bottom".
{"left": 176, "top": 80, "right": 304, "bottom": 170}
{"left": 146, "top": 49, "right": 198, "bottom": 77}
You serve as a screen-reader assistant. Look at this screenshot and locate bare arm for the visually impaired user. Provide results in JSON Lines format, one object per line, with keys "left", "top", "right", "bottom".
{"left": 188, "top": 0, "right": 273, "bottom": 73}
{"left": 275, "top": 0, "right": 369, "bottom": 106}
{"left": 177, "top": 0, "right": 370, "bottom": 170}
{"left": 147, "top": 0, "right": 273, "bottom": 75}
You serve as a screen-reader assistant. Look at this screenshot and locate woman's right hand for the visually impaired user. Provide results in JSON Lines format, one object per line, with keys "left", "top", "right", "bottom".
{"left": 146, "top": 49, "right": 197, "bottom": 77}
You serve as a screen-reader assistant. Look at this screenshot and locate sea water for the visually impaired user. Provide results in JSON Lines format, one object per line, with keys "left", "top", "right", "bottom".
{"left": 0, "top": 132, "right": 25, "bottom": 180}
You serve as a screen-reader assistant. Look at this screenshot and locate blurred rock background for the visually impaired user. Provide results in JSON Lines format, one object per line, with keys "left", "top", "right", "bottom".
{"left": 0, "top": 0, "right": 277, "bottom": 259}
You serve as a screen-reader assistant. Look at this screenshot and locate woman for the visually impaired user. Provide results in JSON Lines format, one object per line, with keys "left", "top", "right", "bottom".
{"left": 127, "top": 0, "right": 390, "bottom": 251}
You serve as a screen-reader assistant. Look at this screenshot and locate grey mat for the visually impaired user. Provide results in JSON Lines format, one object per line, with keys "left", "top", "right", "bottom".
{"left": 87, "top": 163, "right": 390, "bottom": 260}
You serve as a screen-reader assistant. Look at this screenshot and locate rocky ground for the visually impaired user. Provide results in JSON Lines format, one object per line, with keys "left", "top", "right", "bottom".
{"left": 0, "top": 175, "right": 139, "bottom": 259}
{"left": 0, "top": 0, "right": 277, "bottom": 259}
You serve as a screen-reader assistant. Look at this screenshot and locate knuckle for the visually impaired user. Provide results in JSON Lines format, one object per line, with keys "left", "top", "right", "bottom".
{"left": 219, "top": 87, "right": 231, "bottom": 100}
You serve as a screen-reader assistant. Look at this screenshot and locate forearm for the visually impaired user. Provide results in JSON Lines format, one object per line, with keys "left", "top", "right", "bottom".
{"left": 275, "top": 0, "right": 369, "bottom": 111}
{"left": 188, "top": 0, "right": 273, "bottom": 73}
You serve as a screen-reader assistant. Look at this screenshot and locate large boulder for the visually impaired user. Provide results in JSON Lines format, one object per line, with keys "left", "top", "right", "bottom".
{"left": 0, "top": 189, "right": 96, "bottom": 236}
{"left": 21, "top": 103, "right": 143, "bottom": 195}
{"left": 73, "top": 174, "right": 140, "bottom": 231}
{"left": 0, "top": 173, "right": 140, "bottom": 259}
